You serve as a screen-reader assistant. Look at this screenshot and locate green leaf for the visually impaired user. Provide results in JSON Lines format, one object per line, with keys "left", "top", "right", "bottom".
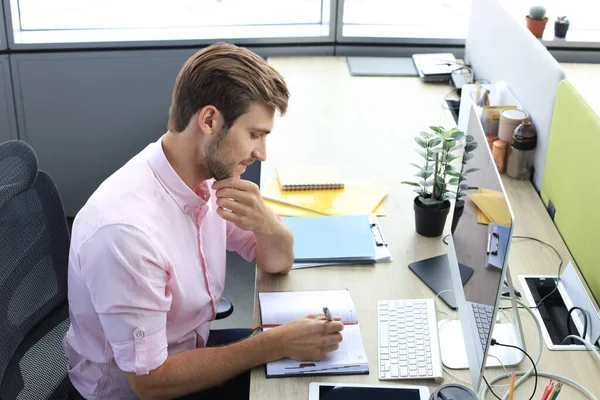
{"left": 446, "top": 171, "right": 461, "bottom": 177}
{"left": 446, "top": 154, "right": 460, "bottom": 162}
{"left": 448, "top": 177, "right": 459, "bottom": 185}
{"left": 451, "top": 130, "right": 465, "bottom": 140}
{"left": 459, "top": 183, "right": 471, "bottom": 191}
{"left": 415, "top": 137, "right": 428, "bottom": 148}
{"left": 445, "top": 165, "right": 457, "bottom": 173}
{"left": 416, "top": 149, "right": 427, "bottom": 159}
{"left": 431, "top": 147, "right": 443, "bottom": 154}
{"left": 466, "top": 135, "right": 475, "bottom": 142}
{"left": 465, "top": 142, "right": 478, "bottom": 152}
{"left": 419, "top": 131, "right": 430, "bottom": 139}
{"left": 409, "top": 162, "right": 422, "bottom": 170}
{"left": 463, "top": 168, "right": 480, "bottom": 174}
{"left": 422, "top": 180, "right": 435, "bottom": 187}
{"left": 401, "top": 181, "right": 421, "bottom": 187}
{"left": 464, "top": 152, "right": 475, "bottom": 161}
{"left": 429, "top": 126, "right": 444, "bottom": 134}
{"left": 429, "top": 137, "right": 442, "bottom": 147}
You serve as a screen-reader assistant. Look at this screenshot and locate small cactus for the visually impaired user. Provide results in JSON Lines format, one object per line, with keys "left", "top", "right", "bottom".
{"left": 529, "top": 5, "right": 547, "bottom": 20}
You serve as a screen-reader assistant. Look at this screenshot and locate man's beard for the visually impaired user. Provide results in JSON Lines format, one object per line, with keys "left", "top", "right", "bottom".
{"left": 204, "top": 127, "right": 235, "bottom": 180}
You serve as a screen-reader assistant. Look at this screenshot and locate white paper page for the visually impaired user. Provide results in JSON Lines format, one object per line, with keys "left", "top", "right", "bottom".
{"left": 265, "top": 324, "right": 368, "bottom": 376}
{"left": 259, "top": 289, "right": 357, "bottom": 325}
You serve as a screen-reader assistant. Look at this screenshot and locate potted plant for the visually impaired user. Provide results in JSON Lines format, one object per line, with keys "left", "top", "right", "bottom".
{"left": 554, "top": 16, "right": 570, "bottom": 38}
{"left": 402, "top": 126, "right": 465, "bottom": 237}
{"left": 450, "top": 134, "right": 479, "bottom": 234}
{"left": 526, "top": 5, "right": 548, "bottom": 38}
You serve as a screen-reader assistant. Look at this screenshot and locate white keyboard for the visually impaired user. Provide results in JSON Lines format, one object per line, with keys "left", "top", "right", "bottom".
{"left": 377, "top": 298, "right": 444, "bottom": 383}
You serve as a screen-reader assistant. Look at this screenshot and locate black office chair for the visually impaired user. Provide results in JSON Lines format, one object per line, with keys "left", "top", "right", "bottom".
{"left": 0, "top": 140, "right": 236, "bottom": 399}
{"left": 0, "top": 140, "right": 71, "bottom": 399}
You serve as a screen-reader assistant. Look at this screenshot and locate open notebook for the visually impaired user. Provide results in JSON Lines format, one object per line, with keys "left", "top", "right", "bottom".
{"left": 258, "top": 289, "right": 369, "bottom": 377}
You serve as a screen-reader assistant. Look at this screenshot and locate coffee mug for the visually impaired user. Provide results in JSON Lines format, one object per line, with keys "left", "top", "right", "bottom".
{"left": 498, "top": 109, "right": 529, "bottom": 143}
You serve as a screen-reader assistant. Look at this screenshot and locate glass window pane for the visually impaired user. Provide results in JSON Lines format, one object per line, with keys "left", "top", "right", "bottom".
{"left": 342, "top": 0, "right": 472, "bottom": 40}
{"left": 18, "top": 0, "right": 324, "bottom": 31}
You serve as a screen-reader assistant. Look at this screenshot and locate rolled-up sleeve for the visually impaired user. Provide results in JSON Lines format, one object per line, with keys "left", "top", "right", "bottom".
{"left": 77, "top": 224, "right": 171, "bottom": 376}
{"left": 225, "top": 220, "right": 257, "bottom": 262}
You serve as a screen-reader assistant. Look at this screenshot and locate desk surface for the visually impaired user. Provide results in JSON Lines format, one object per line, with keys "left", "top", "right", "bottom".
{"left": 250, "top": 57, "right": 599, "bottom": 400}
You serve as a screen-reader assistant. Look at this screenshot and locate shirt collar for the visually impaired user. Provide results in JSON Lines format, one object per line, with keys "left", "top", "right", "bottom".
{"left": 147, "top": 136, "right": 212, "bottom": 214}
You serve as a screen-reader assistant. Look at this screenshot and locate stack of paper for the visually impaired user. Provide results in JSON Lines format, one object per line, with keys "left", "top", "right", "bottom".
{"left": 281, "top": 214, "right": 392, "bottom": 269}
{"left": 262, "top": 178, "right": 388, "bottom": 217}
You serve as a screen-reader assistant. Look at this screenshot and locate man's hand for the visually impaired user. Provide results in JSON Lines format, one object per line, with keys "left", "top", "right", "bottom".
{"left": 271, "top": 314, "right": 344, "bottom": 361}
{"left": 213, "top": 177, "right": 277, "bottom": 234}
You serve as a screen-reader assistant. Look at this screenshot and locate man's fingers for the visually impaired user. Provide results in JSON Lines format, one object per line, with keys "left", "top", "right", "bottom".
{"left": 323, "top": 321, "right": 344, "bottom": 334}
{"left": 322, "top": 343, "right": 340, "bottom": 354}
{"left": 216, "top": 198, "right": 246, "bottom": 215}
{"left": 213, "top": 178, "right": 256, "bottom": 192}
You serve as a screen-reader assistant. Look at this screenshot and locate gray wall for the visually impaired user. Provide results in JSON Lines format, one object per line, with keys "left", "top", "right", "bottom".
{"left": 11, "top": 50, "right": 196, "bottom": 215}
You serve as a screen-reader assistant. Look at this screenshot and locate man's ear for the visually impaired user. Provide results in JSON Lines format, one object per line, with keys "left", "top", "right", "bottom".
{"left": 197, "top": 105, "right": 224, "bottom": 136}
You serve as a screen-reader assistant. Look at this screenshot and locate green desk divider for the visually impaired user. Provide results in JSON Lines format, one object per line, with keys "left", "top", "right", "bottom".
{"left": 541, "top": 80, "right": 600, "bottom": 305}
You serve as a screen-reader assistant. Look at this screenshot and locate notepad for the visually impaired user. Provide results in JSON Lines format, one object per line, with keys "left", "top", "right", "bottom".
{"left": 281, "top": 215, "right": 377, "bottom": 263}
{"left": 276, "top": 165, "right": 344, "bottom": 191}
{"left": 258, "top": 289, "right": 369, "bottom": 378}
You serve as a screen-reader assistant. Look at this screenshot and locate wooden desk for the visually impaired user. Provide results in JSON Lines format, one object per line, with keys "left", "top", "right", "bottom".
{"left": 250, "top": 57, "right": 599, "bottom": 399}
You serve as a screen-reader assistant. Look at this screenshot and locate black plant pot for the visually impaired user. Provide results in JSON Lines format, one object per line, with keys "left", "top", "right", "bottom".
{"left": 450, "top": 200, "right": 465, "bottom": 235}
{"left": 554, "top": 21, "right": 570, "bottom": 38}
{"left": 413, "top": 196, "right": 451, "bottom": 237}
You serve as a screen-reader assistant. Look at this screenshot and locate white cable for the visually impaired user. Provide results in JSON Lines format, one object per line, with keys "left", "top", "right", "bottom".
{"left": 480, "top": 297, "right": 598, "bottom": 400}
{"left": 561, "top": 335, "right": 600, "bottom": 364}
{"left": 435, "top": 289, "right": 457, "bottom": 318}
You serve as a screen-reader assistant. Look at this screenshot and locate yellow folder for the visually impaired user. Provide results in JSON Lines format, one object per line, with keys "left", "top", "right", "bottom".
{"left": 468, "top": 188, "right": 512, "bottom": 226}
{"left": 262, "top": 179, "right": 388, "bottom": 217}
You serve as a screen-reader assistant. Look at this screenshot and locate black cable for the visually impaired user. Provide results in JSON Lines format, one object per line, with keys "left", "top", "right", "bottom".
{"left": 482, "top": 375, "right": 502, "bottom": 400}
{"left": 512, "top": 236, "right": 563, "bottom": 309}
{"left": 490, "top": 339, "right": 538, "bottom": 400}
{"left": 566, "top": 306, "right": 589, "bottom": 344}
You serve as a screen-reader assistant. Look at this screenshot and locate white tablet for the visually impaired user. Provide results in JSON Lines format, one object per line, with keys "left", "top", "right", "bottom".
{"left": 308, "top": 382, "right": 430, "bottom": 400}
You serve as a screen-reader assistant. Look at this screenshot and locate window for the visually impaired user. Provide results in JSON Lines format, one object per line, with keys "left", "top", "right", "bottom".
{"left": 503, "top": 0, "right": 600, "bottom": 44}
{"left": 11, "top": 0, "right": 332, "bottom": 45}
{"left": 341, "top": 0, "right": 472, "bottom": 41}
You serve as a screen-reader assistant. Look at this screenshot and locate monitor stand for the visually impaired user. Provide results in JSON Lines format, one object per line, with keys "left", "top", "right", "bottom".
{"left": 409, "top": 254, "right": 474, "bottom": 310}
{"left": 438, "top": 269, "right": 526, "bottom": 370}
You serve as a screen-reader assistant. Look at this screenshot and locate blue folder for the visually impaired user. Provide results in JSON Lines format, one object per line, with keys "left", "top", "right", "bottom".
{"left": 281, "top": 215, "right": 377, "bottom": 263}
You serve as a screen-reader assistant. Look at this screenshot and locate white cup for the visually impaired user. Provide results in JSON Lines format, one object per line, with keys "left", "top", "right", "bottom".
{"left": 498, "top": 109, "right": 529, "bottom": 143}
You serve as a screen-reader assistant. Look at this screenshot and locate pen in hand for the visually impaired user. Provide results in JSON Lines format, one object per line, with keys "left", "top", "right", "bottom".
{"left": 323, "top": 306, "right": 333, "bottom": 322}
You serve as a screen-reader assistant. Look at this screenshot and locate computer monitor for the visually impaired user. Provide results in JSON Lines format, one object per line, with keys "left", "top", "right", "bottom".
{"left": 439, "top": 105, "right": 526, "bottom": 392}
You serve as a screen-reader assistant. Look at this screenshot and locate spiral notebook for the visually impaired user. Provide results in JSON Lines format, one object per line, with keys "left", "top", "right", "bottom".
{"left": 276, "top": 165, "right": 344, "bottom": 191}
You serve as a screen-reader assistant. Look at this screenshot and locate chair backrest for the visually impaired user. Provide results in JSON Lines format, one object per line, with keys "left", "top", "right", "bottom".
{"left": 0, "top": 140, "right": 71, "bottom": 399}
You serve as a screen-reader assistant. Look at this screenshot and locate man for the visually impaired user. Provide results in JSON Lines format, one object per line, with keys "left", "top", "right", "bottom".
{"left": 63, "top": 42, "right": 344, "bottom": 400}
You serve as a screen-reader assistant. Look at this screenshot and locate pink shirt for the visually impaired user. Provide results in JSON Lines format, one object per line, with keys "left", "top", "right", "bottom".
{"left": 62, "top": 137, "right": 257, "bottom": 399}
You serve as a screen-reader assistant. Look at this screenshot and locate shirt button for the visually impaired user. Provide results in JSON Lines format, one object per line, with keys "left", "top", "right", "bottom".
{"left": 135, "top": 331, "right": 145, "bottom": 338}
{"left": 184, "top": 205, "right": 190, "bottom": 212}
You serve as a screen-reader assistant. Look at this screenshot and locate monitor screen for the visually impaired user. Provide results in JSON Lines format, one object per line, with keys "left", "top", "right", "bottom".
{"left": 446, "top": 105, "right": 517, "bottom": 391}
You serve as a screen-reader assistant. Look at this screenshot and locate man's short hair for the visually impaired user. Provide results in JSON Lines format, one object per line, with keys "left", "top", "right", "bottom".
{"left": 168, "top": 42, "right": 290, "bottom": 132}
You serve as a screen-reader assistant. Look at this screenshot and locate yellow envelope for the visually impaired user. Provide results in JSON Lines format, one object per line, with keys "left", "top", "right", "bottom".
{"left": 263, "top": 179, "right": 388, "bottom": 217}
{"left": 468, "top": 188, "right": 512, "bottom": 226}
